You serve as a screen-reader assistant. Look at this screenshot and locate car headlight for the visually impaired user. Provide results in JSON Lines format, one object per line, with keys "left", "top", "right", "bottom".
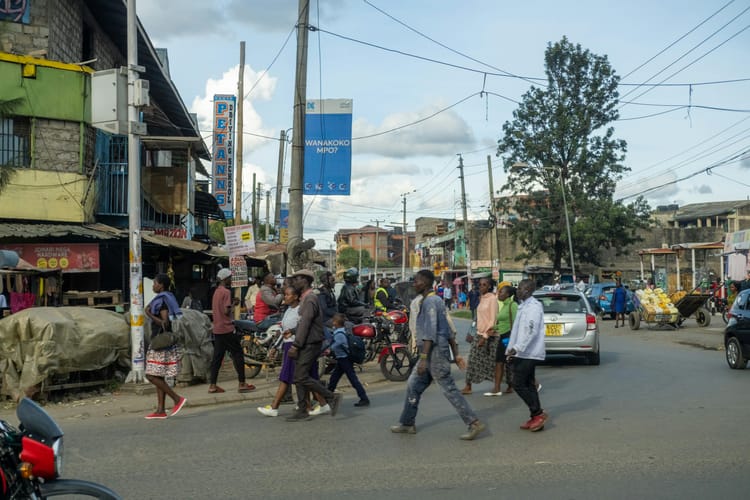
{"left": 52, "top": 437, "right": 63, "bottom": 477}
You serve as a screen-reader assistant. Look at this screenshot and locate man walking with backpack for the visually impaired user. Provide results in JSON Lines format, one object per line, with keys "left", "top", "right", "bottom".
{"left": 325, "top": 313, "right": 370, "bottom": 407}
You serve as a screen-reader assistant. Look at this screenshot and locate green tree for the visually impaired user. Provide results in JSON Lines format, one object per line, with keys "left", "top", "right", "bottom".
{"left": 337, "top": 246, "right": 374, "bottom": 269}
{"left": 497, "top": 37, "right": 651, "bottom": 272}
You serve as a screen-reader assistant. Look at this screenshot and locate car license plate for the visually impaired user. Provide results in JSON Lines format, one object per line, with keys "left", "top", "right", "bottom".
{"left": 545, "top": 324, "right": 563, "bottom": 336}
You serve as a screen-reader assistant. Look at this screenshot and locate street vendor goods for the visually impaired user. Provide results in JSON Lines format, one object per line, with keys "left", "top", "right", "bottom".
{"left": 635, "top": 288, "right": 679, "bottom": 323}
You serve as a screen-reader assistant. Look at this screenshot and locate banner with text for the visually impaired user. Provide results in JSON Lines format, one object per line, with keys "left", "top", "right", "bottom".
{"left": 0, "top": 243, "right": 99, "bottom": 272}
{"left": 304, "top": 99, "right": 352, "bottom": 195}
{"left": 279, "top": 203, "right": 289, "bottom": 244}
{"left": 212, "top": 94, "right": 236, "bottom": 219}
{"left": 223, "top": 224, "right": 256, "bottom": 256}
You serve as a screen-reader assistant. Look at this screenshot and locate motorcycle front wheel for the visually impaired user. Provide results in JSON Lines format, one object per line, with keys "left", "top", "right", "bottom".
{"left": 380, "top": 347, "right": 414, "bottom": 382}
{"left": 38, "top": 478, "right": 121, "bottom": 499}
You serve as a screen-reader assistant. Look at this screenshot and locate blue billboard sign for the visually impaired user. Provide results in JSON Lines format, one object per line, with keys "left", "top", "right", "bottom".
{"left": 304, "top": 99, "right": 352, "bottom": 195}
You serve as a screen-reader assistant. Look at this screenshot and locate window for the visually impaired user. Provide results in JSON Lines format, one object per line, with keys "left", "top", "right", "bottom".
{"left": 0, "top": 117, "right": 31, "bottom": 167}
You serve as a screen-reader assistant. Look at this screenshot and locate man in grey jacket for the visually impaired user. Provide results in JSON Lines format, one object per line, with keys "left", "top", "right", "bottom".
{"left": 506, "top": 278, "right": 548, "bottom": 432}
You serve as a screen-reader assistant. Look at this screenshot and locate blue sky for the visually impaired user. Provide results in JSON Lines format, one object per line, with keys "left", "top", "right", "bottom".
{"left": 137, "top": 0, "right": 750, "bottom": 245}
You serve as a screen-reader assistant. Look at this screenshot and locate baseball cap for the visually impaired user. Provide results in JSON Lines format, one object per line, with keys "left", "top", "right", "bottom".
{"left": 217, "top": 268, "right": 232, "bottom": 281}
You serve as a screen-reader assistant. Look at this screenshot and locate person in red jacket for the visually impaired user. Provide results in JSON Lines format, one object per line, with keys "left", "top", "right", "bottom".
{"left": 254, "top": 272, "right": 282, "bottom": 322}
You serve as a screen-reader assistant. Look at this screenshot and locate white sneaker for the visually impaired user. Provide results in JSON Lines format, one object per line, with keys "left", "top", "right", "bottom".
{"left": 257, "top": 405, "right": 278, "bottom": 417}
{"left": 309, "top": 404, "right": 331, "bottom": 416}
{"left": 536, "top": 383, "right": 542, "bottom": 393}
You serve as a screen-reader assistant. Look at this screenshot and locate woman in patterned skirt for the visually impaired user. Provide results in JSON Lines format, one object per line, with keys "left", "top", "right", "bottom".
{"left": 461, "top": 277, "right": 499, "bottom": 394}
{"left": 144, "top": 273, "right": 186, "bottom": 420}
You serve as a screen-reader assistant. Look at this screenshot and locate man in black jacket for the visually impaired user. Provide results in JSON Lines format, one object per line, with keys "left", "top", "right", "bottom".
{"left": 337, "top": 268, "right": 367, "bottom": 321}
{"left": 318, "top": 271, "right": 337, "bottom": 327}
{"left": 286, "top": 269, "right": 342, "bottom": 421}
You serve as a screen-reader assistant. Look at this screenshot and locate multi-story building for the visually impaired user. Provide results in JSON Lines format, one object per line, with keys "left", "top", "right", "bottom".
{"left": 0, "top": 0, "right": 224, "bottom": 307}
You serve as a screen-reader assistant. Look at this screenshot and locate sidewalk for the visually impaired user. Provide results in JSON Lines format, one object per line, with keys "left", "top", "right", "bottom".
{"left": 0, "top": 360, "right": 391, "bottom": 421}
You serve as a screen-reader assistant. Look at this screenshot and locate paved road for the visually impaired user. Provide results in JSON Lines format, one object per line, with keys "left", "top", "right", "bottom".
{"left": 43, "top": 317, "right": 750, "bottom": 499}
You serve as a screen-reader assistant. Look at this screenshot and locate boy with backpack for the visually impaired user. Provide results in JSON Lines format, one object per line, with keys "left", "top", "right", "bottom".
{"left": 325, "top": 313, "right": 370, "bottom": 407}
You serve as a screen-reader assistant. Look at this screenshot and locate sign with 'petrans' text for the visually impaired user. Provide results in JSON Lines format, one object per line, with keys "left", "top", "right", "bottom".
{"left": 212, "top": 94, "right": 236, "bottom": 219}
{"left": 304, "top": 99, "right": 352, "bottom": 195}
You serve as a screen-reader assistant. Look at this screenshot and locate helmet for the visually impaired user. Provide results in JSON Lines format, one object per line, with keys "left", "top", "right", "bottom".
{"left": 344, "top": 268, "right": 359, "bottom": 284}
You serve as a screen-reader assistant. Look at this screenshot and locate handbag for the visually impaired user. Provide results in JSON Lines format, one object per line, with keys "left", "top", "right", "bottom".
{"left": 150, "top": 325, "right": 177, "bottom": 350}
{"left": 464, "top": 321, "right": 476, "bottom": 344}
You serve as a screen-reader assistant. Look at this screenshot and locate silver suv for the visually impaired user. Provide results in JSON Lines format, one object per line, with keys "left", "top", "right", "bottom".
{"left": 533, "top": 288, "right": 601, "bottom": 365}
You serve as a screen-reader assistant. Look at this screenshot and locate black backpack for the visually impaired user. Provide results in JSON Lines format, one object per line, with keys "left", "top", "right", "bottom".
{"left": 344, "top": 330, "right": 367, "bottom": 364}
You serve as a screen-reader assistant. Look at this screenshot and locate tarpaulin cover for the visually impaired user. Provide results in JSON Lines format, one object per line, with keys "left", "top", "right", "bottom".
{"left": 166, "top": 309, "right": 213, "bottom": 383}
{"left": 0, "top": 307, "right": 131, "bottom": 396}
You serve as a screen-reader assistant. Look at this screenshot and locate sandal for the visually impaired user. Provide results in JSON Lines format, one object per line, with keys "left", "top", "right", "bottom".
{"left": 460, "top": 388, "right": 472, "bottom": 395}
{"left": 208, "top": 386, "right": 225, "bottom": 394}
{"left": 238, "top": 383, "right": 256, "bottom": 393}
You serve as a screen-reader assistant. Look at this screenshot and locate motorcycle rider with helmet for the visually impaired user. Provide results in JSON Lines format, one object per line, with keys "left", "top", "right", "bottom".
{"left": 338, "top": 268, "right": 368, "bottom": 322}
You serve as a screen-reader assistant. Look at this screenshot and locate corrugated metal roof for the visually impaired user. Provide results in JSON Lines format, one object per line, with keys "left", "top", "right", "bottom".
{"left": 673, "top": 200, "right": 750, "bottom": 221}
{"left": 0, "top": 223, "right": 121, "bottom": 240}
{"left": 141, "top": 233, "right": 210, "bottom": 253}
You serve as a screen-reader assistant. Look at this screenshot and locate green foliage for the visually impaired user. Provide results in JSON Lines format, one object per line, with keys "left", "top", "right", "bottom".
{"left": 208, "top": 221, "right": 227, "bottom": 243}
{"left": 497, "top": 37, "right": 651, "bottom": 270}
{"left": 337, "top": 246, "right": 374, "bottom": 269}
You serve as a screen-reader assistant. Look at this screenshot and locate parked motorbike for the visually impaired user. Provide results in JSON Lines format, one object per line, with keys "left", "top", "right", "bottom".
{"left": 352, "top": 313, "right": 415, "bottom": 382}
{"left": 0, "top": 397, "right": 120, "bottom": 499}
{"left": 234, "top": 313, "right": 283, "bottom": 378}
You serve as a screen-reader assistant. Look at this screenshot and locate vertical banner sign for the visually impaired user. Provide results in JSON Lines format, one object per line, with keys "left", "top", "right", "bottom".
{"left": 279, "top": 202, "right": 289, "bottom": 245}
{"left": 212, "top": 94, "right": 236, "bottom": 219}
{"left": 304, "top": 99, "right": 353, "bottom": 195}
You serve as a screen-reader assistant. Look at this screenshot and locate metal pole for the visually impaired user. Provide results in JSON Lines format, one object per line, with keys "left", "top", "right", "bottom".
{"left": 234, "top": 41, "right": 245, "bottom": 226}
{"left": 371, "top": 218, "right": 384, "bottom": 278}
{"left": 457, "top": 155, "right": 472, "bottom": 288}
{"left": 274, "top": 129, "right": 286, "bottom": 235}
{"left": 558, "top": 167, "right": 575, "bottom": 281}
{"left": 265, "top": 189, "right": 271, "bottom": 241}
{"left": 288, "top": 0, "right": 310, "bottom": 272}
{"left": 487, "top": 155, "right": 497, "bottom": 273}
{"left": 126, "top": 0, "right": 145, "bottom": 383}
{"left": 358, "top": 233, "right": 362, "bottom": 277}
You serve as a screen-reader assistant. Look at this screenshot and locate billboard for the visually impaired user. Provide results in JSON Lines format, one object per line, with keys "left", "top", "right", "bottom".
{"left": 278, "top": 203, "right": 289, "bottom": 244}
{"left": 0, "top": 243, "right": 99, "bottom": 272}
{"left": 304, "top": 99, "right": 352, "bottom": 195}
{"left": 212, "top": 95, "right": 236, "bottom": 219}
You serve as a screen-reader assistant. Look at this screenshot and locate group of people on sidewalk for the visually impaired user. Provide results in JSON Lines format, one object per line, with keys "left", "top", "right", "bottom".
{"left": 390, "top": 272, "right": 548, "bottom": 439}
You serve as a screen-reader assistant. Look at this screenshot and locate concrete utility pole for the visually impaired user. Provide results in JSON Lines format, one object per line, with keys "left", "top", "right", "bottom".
{"left": 265, "top": 189, "right": 271, "bottom": 241}
{"left": 487, "top": 155, "right": 499, "bottom": 274}
{"left": 287, "top": 0, "right": 311, "bottom": 273}
{"left": 400, "top": 190, "right": 415, "bottom": 281}
{"left": 371, "top": 218, "right": 384, "bottom": 278}
{"left": 251, "top": 172, "right": 257, "bottom": 227}
{"left": 234, "top": 41, "right": 245, "bottom": 227}
{"left": 256, "top": 181, "right": 262, "bottom": 228}
{"left": 274, "top": 129, "right": 287, "bottom": 235}
{"left": 458, "top": 155, "right": 472, "bottom": 288}
{"left": 126, "top": 0, "right": 145, "bottom": 383}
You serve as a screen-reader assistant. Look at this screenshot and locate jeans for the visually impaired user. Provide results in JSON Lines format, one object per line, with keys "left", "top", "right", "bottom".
{"left": 398, "top": 346, "right": 477, "bottom": 427}
{"left": 510, "top": 357, "right": 543, "bottom": 417}
{"left": 209, "top": 332, "right": 245, "bottom": 385}
{"left": 293, "top": 342, "right": 333, "bottom": 409}
{"left": 328, "top": 357, "right": 368, "bottom": 402}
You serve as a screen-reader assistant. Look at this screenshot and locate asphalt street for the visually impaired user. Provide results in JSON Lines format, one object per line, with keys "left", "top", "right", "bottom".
{"left": 17, "top": 314, "right": 749, "bottom": 499}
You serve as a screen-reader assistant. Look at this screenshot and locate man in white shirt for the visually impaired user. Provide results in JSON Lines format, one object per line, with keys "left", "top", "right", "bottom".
{"left": 506, "top": 279, "right": 548, "bottom": 432}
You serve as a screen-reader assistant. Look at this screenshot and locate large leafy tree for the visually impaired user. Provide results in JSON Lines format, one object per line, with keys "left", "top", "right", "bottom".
{"left": 337, "top": 246, "right": 373, "bottom": 269}
{"left": 497, "top": 37, "right": 651, "bottom": 272}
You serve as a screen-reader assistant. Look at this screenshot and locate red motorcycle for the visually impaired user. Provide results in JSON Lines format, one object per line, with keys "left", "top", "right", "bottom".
{"left": 0, "top": 398, "right": 120, "bottom": 498}
{"left": 352, "top": 312, "right": 414, "bottom": 381}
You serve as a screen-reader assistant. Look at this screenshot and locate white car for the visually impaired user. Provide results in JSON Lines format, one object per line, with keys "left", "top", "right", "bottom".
{"left": 534, "top": 288, "right": 601, "bottom": 365}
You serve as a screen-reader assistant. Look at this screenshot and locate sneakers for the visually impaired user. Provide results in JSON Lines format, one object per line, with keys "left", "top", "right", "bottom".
{"left": 390, "top": 424, "right": 417, "bottom": 434}
{"left": 536, "top": 383, "right": 542, "bottom": 394}
{"left": 285, "top": 411, "right": 311, "bottom": 422}
{"left": 483, "top": 391, "right": 503, "bottom": 397}
{"left": 257, "top": 405, "right": 279, "bottom": 417}
{"left": 309, "top": 404, "right": 331, "bottom": 416}
{"left": 354, "top": 399, "right": 370, "bottom": 407}
{"left": 328, "top": 392, "right": 343, "bottom": 417}
{"left": 145, "top": 412, "right": 168, "bottom": 420}
{"left": 170, "top": 397, "right": 187, "bottom": 417}
{"left": 460, "top": 420, "right": 486, "bottom": 441}
{"left": 521, "top": 412, "right": 548, "bottom": 431}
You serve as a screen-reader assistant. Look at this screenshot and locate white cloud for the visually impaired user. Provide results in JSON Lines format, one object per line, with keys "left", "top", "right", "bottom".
{"left": 352, "top": 105, "right": 476, "bottom": 158}
{"left": 351, "top": 158, "right": 426, "bottom": 180}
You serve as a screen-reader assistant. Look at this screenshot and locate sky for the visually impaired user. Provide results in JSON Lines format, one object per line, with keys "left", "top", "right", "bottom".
{"left": 136, "top": 0, "right": 750, "bottom": 247}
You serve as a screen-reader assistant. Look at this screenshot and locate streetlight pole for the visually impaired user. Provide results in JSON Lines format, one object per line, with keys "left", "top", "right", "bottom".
{"left": 511, "top": 162, "right": 575, "bottom": 281}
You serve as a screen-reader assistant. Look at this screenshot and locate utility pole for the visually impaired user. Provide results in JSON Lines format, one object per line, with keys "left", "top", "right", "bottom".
{"left": 234, "top": 41, "right": 245, "bottom": 227}
{"left": 371, "top": 218, "right": 384, "bottom": 278}
{"left": 265, "top": 189, "right": 271, "bottom": 242}
{"left": 400, "top": 190, "right": 416, "bottom": 281}
{"left": 274, "top": 129, "right": 287, "bottom": 236}
{"left": 487, "top": 155, "right": 499, "bottom": 277}
{"left": 358, "top": 233, "right": 363, "bottom": 277}
{"left": 458, "top": 155, "right": 472, "bottom": 288}
{"left": 126, "top": 0, "right": 146, "bottom": 383}
{"left": 287, "top": 0, "right": 310, "bottom": 272}
{"left": 251, "top": 172, "right": 257, "bottom": 226}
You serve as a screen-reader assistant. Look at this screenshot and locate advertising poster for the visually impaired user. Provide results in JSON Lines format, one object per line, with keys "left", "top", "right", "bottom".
{"left": 212, "top": 94, "right": 236, "bottom": 219}
{"left": 303, "top": 99, "right": 352, "bottom": 195}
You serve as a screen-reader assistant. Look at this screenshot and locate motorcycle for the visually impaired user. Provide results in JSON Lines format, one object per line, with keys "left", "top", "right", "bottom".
{"left": 0, "top": 397, "right": 120, "bottom": 499}
{"left": 234, "top": 313, "right": 283, "bottom": 379}
{"left": 352, "top": 313, "right": 415, "bottom": 382}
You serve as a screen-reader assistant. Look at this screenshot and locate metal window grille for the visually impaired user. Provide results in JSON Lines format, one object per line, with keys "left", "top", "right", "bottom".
{"left": 0, "top": 117, "right": 31, "bottom": 167}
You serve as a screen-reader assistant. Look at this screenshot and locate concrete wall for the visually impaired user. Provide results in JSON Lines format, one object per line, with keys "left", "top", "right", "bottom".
{"left": 0, "top": 169, "right": 94, "bottom": 222}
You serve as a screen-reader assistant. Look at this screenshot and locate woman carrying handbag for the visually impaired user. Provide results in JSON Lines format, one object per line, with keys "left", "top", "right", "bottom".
{"left": 461, "top": 278, "right": 499, "bottom": 395}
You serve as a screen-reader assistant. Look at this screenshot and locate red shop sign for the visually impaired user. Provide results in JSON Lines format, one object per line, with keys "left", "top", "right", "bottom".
{"left": 0, "top": 243, "right": 100, "bottom": 273}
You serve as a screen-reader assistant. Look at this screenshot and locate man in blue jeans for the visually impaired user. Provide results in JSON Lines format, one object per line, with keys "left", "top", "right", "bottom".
{"left": 325, "top": 313, "right": 370, "bottom": 407}
{"left": 390, "top": 269, "right": 486, "bottom": 441}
